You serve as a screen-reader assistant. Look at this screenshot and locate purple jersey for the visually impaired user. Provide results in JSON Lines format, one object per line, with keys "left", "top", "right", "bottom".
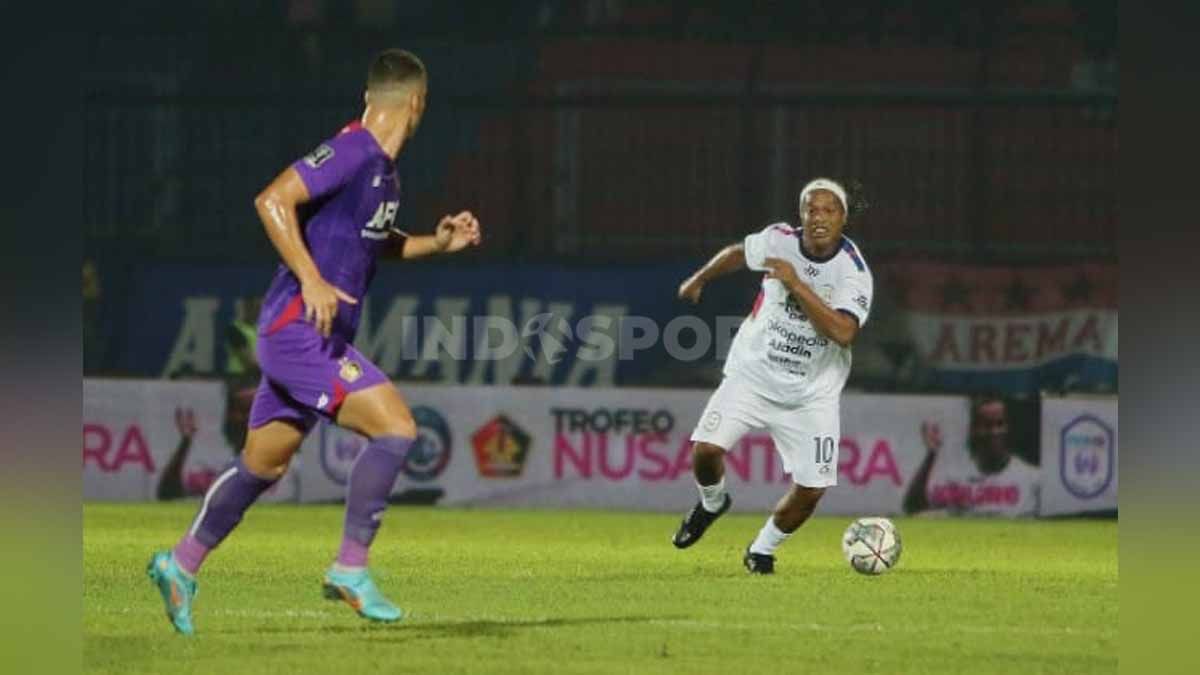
{"left": 258, "top": 121, "right": 399, "bottom": 343}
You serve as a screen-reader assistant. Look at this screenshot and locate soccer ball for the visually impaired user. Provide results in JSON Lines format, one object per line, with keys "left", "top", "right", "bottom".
{"left": 841, "top": 517, "right": 901, "bottom": 575}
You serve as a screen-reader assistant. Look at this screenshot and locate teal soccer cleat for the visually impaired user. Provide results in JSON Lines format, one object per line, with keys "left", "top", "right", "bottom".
{"left": 322, "top": 567, "right": 405, "bottom": 623}
{"left": 146, "top": 551, "right": 198, "bottom": 636}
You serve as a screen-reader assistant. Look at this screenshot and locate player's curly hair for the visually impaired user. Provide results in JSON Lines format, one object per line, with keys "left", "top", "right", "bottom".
{"left": 841, "top": 178, "right": 870, "bottom": 223}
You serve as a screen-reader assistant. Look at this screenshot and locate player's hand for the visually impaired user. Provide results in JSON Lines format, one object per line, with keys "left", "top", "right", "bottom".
{"left": 678, "top": 275, "right": 705, "bottom": 303}
{"left": 763, "top": 257, "right": 801, "bottom": 290}
{"left": 175, "top": 407, "right": 197, "bottom": 440}
{"left": 435, "top": 211, "right": 482, "bottom": 253}
{"left": 920, "top": 420, "right": 944, "bottom": 454}
{"left": 301, "top": 276, "right": 357, "bottom": 338}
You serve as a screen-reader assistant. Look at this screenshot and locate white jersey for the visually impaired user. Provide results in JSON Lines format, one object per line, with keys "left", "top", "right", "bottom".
{"left": 723, "top": 223, "right": 874, "bottom": 405}
{"left": 925, "top": 452, "right": 1040, "bottom": 517}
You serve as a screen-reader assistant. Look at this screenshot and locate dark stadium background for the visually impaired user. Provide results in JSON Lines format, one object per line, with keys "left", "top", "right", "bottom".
{"left": 82, "top": 1, "right": 1115, "bottom": 473}
{"left": 79, "top": 4, "right": 1118, "bottom": 672}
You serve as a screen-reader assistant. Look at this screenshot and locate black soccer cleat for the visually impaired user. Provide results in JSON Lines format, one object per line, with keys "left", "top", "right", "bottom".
{"left": 671, "top": 494, "right": 731, "bottom": 549}
{"left": 743, "top": 546, "right": 775, "bottom": 575}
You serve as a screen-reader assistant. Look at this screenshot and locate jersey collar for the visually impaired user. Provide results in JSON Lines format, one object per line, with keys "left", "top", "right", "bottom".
{"left": 795, "top": 228, "right": 843, "bottom": 264}
{"left": 342, "top": 120, "right": 391, "bottom": 163}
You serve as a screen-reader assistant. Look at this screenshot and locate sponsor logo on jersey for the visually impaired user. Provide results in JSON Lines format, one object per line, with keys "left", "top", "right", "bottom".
{"left": 471, "top": 415, "right": 532, "bottom": 478}
{"left": 783, "top": 295, "right": 809, "bottom": 322}
{"left": 303, "top": 143, "right": 334, "bottom": 168}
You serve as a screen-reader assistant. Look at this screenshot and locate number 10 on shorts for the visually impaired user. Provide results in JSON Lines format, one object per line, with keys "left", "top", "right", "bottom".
{"left": 813, "top": 436, "right": 835, "bottom": 464}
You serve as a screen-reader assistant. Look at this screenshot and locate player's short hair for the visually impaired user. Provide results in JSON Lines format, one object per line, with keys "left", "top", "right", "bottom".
{"left": 367, "top": 49, "right": 426, "bottom": 93}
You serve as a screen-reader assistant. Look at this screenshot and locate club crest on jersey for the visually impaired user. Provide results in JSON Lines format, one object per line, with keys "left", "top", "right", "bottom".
{"left": 854, "top": 294, "right": 869, "bottom": 311}
{"left": 303, "top": 143, "right": 334, "bottom": 168}
{"left": 804, "top": 265, "right": 820, "bottom": 278}
{"left": 338, "top": 358, "right": 363, "bottom": 383}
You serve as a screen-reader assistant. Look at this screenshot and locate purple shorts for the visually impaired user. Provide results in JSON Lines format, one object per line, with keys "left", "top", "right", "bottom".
{"left": 248, "top": 312, "right": 390, "bottom": 431}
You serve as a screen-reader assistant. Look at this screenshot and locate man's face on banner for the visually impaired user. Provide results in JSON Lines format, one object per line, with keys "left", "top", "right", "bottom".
{"left": 969, "top": 399, "right": 1011, "bottom": 468}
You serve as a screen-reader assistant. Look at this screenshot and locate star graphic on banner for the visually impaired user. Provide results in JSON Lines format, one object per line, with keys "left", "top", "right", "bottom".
{"left": 939, "top": 275, "right": 973, "bottom": 311}
{"left": 1061, "top": 272, "right": 1095, "bottom": 305}
{"left": 1003, "top": 276, "right": 1036, "bottom": 311}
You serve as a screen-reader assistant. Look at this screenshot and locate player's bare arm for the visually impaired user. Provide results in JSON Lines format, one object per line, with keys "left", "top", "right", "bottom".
{"left": 902, "top": 421, "right": 943, "bottom": 514}
{"left": 254, "top": 167, "right": 357, "bottom": 337}
{"left": 391, "top": 210, "right": 482, "bottom": 259}
{"left": 763, "top": 257, "right": 859, "bottom": 347}
{"left": 678, "top": 243, "right": 746, "bottom": 303}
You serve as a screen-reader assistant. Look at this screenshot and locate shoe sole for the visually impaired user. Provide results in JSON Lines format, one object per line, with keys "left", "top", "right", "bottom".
{"left": 322, "top": 582, "right": 403, "bottom": 624}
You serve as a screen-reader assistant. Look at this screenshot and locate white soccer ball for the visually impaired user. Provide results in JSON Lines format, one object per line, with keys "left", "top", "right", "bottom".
{"left": 841, "top": 517, "right": 902, "bottom": 575}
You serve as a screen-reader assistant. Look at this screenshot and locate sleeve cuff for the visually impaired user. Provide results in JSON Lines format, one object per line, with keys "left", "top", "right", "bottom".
{"left": 836, "top": 308, "right": 864, "bottom": 326}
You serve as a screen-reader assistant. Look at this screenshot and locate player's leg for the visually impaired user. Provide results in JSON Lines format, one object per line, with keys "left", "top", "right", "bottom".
{"left": 744, "top": 397, "right": 839, "bottom": 574}
{"left": 673, "top": 377, "right": 764, "bottom": 548}
{"left": 744, "top": 485, "right": 827, "bottom": 574}
{"left": 317, "top": 358, "right": 417, "bottom": 623}
{"left": 692, "top": 441, "right": 727, "bottom": 509}
{"left": 147, "top": 379, "right": 310, "bottom": 635}
{"left": 671, "top": 441, "right": 733, "bottom": 548}
{"left": 171, "top": 418, "right": 307, "bottom": 574}
{"left": 329, "top": 380, "right": 417, "bottom": 571}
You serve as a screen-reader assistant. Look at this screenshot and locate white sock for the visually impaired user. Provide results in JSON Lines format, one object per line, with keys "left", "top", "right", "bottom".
{"left": 697, "top": 477, "right": 728, "bottom": 513}
{"left": 749, "top": 516, "right": 791, "bottom": 556}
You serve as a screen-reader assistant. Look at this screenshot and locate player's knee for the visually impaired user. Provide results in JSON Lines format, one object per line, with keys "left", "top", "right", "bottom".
{"left": 241, "top": 450, "right": 291, "bottom": 480}
{"left": 374, "top": 408, "right": 417, "bottom": 440}
{"left": 259, "top": 460, "right": 291, "bottom": 481}
{"left": 692, "top": 442, "right": 725, "bottom": 463}
{"left": 776, "top": 486, "right": 824, "bottom": 517}
{"left": 792, "top": 485, "right": 826, "bottom": 508}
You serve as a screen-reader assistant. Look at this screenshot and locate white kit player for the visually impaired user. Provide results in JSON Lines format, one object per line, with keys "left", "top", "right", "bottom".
{"left": 671, "top": 178, "right": 874, "bottom": 574}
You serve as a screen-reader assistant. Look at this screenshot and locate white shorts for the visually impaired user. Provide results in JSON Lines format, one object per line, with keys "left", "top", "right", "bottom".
{"left": 690, "top": 376, "right": 840, "bottom": 488}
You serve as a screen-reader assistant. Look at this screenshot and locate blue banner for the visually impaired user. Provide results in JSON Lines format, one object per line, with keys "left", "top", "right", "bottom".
{"left": 87, "top": 260, "right": 1118, "bottom": 395}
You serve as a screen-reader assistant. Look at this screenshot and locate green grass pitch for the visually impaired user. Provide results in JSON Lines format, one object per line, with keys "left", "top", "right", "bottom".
{"left": 84, "top": 504, "right": 1116, "bottom": 674}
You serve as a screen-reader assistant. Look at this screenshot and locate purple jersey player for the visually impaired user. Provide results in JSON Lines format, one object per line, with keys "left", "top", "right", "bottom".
{"left": 147, "top": 49, "right": 481, "bottom": 634}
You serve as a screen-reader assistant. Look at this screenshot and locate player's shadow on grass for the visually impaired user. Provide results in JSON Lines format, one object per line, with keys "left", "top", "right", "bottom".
{"left": 406, "top": 615, "right": 684, "bottom": 639}
{"left": 235, "top": 615, "right": 686, "bottom": 640}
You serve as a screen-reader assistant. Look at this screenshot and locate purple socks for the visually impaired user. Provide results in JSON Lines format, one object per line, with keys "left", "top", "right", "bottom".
{"left": 337, "top": 435, "right": 413, "bottom": 567}
{"left": 172, "top": 457, "right": 277, "bottom": 575}
{"left": 172, "top": 534, "right": 210, "bottom": 575}
{"left": 169, "top": 437, "right": 411, "bottom": 575}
